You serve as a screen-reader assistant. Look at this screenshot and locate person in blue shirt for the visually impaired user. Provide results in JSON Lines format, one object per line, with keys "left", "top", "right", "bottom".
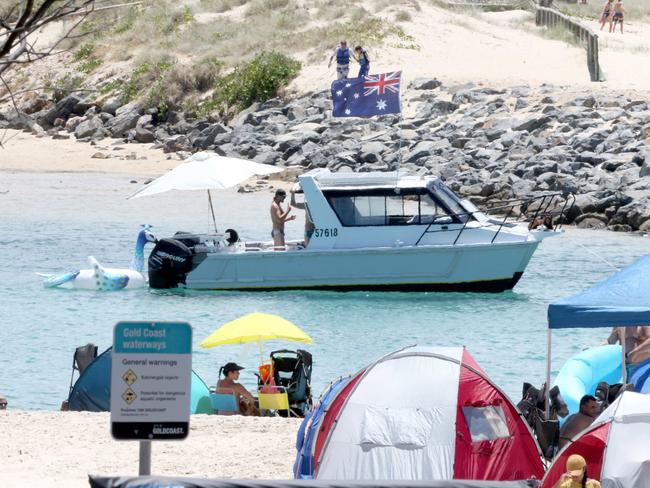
{"left": 328, "top": 40, "right": 351, "bottom": 80}
{"left": 354, "top": 45, "right": 370, "bottom": 78}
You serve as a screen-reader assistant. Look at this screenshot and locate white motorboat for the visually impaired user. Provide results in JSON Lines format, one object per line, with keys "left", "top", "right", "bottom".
{"left": 148, "top": 170, "right": 571, "bottom": 292}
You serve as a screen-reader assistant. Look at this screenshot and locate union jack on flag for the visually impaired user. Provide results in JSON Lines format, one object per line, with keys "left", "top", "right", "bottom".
{"left": 331, "top": 71, "right": 401, "bottom": 118}
{"left": 363, "top": 72, "right": 401, "bottom": 96}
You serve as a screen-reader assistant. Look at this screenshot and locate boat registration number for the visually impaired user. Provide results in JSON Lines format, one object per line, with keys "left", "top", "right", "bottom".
{"left": 314, "top": 228, "right": 338, "bottom": 238}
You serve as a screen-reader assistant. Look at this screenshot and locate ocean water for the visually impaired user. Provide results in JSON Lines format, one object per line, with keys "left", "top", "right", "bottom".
{"left": 1, "top": 171, "right": 648, "bottom": 410}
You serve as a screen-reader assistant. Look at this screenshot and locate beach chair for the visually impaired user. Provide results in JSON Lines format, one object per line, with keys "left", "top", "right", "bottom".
{"left": 258, "top": 386, "right": 291, "bottom": 416}
{"left": 210, "top": 388, "right": 239, "bottom": 415}
{"left": 68, "top": 343, "right": 98, "bottom": 395}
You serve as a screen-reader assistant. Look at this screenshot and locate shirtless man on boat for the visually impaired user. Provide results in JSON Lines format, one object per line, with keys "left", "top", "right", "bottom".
{"left": 270, "top": 188, "right": 295, "bottom": 250}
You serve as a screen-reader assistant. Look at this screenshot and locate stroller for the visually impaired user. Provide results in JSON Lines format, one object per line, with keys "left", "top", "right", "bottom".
{"left": 259, "top": 349, "right": 313, "bottom": 417}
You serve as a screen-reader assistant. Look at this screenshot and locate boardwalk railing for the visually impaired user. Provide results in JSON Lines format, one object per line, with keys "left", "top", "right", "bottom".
{"left": 535, "top": 6, "right": 603, "bottom": 81}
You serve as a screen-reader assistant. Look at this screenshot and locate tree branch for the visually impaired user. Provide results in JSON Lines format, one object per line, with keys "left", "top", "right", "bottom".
{"left": 0, "top": 1, "right": 98, "bottom": 77}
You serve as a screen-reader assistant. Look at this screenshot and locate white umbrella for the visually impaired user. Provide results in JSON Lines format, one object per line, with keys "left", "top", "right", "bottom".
{"left": 128, "top": 151, "right": 284, "bottom": 231}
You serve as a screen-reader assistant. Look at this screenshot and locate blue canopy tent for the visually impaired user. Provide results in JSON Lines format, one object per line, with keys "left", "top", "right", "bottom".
{"left": 545, "top": 254, "right": 650, "bottom": 412}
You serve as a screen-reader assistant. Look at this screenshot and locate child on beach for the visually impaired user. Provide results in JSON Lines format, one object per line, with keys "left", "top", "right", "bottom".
{"left": 354, "top": 45, "right": 370, "bottom": 78}
{"left": 610, "top": 0, "right": 625, "bottom": 33}
{"left": 600, "top": 0, "right": 613, "bottom": 30}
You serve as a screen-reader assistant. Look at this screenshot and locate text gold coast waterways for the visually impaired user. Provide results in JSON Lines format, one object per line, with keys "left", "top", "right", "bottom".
{"left": 121, "top": 327, "right": 169, "bottom": 351}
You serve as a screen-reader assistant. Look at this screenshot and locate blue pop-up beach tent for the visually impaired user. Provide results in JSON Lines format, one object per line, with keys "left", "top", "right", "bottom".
{"left": 68, "top": 347, "right": 213, "bottom": 414}
{"left": 545, "top": 254, "right": 650, "bottom": 411}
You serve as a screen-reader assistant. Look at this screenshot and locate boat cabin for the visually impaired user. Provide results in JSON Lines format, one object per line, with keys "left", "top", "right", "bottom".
{"left": 297, "top": 169, "right": 511, "bottom": 250}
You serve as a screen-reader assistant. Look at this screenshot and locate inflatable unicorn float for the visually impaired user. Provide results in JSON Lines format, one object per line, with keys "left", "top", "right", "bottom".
{"left": 40, "top": 225, "right": 157, "bottom": 290}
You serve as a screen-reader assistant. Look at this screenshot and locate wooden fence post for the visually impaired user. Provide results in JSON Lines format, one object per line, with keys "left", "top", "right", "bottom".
{"left": 534, "top": 5, "right": 601, "bottom": 82}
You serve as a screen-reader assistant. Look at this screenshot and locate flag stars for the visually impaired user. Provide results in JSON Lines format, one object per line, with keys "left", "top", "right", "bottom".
{"left": 345, "top": 109, "right": 351, "bottom": 115}
{"left": 336, "top": 90, "right": 343, "bottom": 96}
{"left": 345, "top": 83, "right": 351, "bottom": 87}
{"left": 376, "top": 99, "right": 387, "bottom": 111}
{"left": 353, "top": 93, "right": 360, "bottom": 99}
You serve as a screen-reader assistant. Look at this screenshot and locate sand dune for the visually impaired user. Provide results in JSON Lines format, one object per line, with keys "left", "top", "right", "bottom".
{"left": 290, "top": 5, "right": 650, "bottom": 93}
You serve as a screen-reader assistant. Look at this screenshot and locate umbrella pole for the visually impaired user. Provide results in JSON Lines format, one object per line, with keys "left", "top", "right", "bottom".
{"left": 622, "top": 328, "right": 627, "bottom": 384}
{"left": 545, "top": 329, "right": 551, "bottom": 418}
{"left": 207, "top": 190, "right": 218, "bottom": 233}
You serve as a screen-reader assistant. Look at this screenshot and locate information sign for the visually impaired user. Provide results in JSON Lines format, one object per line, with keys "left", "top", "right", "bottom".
{"left": 111, "top": 321, "right": 192, "bottom": 440}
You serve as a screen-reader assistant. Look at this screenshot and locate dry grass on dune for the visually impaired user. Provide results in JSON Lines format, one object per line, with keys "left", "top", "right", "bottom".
{"left": 1, "top": 0, "right": 422, "bottom": 109}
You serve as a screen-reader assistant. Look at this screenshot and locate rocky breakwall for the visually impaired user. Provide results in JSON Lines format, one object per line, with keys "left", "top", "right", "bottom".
{"left": 2, "top": 80, "right": 650, "bottom": 232}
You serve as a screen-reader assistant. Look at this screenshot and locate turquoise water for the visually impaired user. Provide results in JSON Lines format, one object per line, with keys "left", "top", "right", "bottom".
{"left": 1, "top": 171, "right": 649, "bottom": 410}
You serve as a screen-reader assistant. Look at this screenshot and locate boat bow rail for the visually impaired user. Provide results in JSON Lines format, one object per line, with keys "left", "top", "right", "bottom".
{"left": 414, "top": 192, "right": 575, "bottom": 246}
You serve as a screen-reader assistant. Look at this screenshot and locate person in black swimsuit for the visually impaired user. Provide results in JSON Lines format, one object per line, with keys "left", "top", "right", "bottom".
{"left": 600, "top": 0, "right": 613, "bottom": 31}
{"left": 610, "top": 0, "right": 625, "bottom": 33}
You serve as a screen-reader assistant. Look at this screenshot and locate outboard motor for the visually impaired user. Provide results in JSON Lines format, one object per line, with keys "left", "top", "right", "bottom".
{"left": 148, "top": 238, "right": 194, "bottom": 289}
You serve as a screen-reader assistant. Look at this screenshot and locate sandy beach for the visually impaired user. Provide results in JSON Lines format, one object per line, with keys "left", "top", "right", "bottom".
{"left": 0, "top": 411, "right": 300, "bottom": 487}
{"left": 0, "top": 129, "right": 180, "bottom": 175}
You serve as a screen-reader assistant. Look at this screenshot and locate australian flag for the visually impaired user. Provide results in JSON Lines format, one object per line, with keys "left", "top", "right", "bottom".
{"left": 331, "top": 71, "right": 401, "bottom": 118}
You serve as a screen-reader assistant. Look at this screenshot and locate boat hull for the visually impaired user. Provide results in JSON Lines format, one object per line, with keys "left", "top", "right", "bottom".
{"left": 168, "top": 240, "right": 541, "bottom": 292}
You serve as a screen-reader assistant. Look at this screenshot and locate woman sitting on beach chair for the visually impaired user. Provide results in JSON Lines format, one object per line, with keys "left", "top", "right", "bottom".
{"left": 217, "top": 362, "right": 259, "bottom": 416}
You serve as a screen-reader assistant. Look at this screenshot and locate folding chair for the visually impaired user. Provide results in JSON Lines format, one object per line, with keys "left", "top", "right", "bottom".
{"left": 210, "top": 388, "right": 239, "bottom": 415}
{"left": 68, "top": 343, "right": 98, "bottom": 395}
{"left": 258, "top": 386, "right": 291, "bottom": 416}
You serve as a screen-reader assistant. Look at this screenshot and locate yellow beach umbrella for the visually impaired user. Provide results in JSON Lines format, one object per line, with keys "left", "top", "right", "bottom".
{"left": 200, "top": 313, "right": 313, "bottom": 349}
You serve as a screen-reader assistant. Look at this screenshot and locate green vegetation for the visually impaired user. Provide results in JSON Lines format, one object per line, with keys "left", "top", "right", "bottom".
{"left": 72, "top": 42, "right": 103, "bottom": 73}
{"left": 214, "top": 51, "right": 300, "bottom": 112}
{"left": 121, "top": 58, "right": 174, "bottom": 105}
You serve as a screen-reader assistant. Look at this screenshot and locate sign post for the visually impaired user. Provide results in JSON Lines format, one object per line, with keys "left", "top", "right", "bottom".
{"left": 111, "top": 321, "right": 192, "bottom": 475}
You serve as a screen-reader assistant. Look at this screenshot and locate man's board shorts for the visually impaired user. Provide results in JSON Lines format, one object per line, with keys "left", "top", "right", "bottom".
{"left": 271, "top": 229, "right": 284, "bottom": 238}
{"left": 613, "top": 12, "right": 623, "bottom": 20}
{"left": 336, "top": 64, "right": 349, "bottom": 80}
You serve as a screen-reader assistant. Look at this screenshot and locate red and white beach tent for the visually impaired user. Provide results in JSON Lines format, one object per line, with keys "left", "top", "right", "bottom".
{"left": 310, "top": 346, "right": 544, "bottom": 481}
{"left": 542, "top": 392, "right": 650, "bottom": 488}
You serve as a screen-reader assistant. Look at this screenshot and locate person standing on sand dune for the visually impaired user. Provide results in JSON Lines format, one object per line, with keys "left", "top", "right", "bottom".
{"left": 354, "top": 45, "right": 370, "bottom": 78}
{"left": 610, "top": 0, "right": 625, "bottom": 33}
{"left": 328, "top": 40, "right": 351, "bottom": 80}
{"left": 600, "top": 0, "right": 614, "bottom": 30}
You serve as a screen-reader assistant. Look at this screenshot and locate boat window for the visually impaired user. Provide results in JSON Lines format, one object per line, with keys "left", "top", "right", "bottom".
{"left": 326, "top": 192, "right": 461, "bottom": 226}
{"left": 353, "top": 196, "right": 387, "bottom": 225}
{"left": 461, "top": 405, "right": 510, "bottom": 442}
{"left": 414, "top": 193, "right": 454, "bottom": 225}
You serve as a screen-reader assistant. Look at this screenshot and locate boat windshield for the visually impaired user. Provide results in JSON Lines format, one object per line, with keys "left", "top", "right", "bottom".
{"left": 433, "top": 183, "right": 471, "bottom": 222}
{"left": 324, "top": 190, "right": 462, "bottom": 226}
